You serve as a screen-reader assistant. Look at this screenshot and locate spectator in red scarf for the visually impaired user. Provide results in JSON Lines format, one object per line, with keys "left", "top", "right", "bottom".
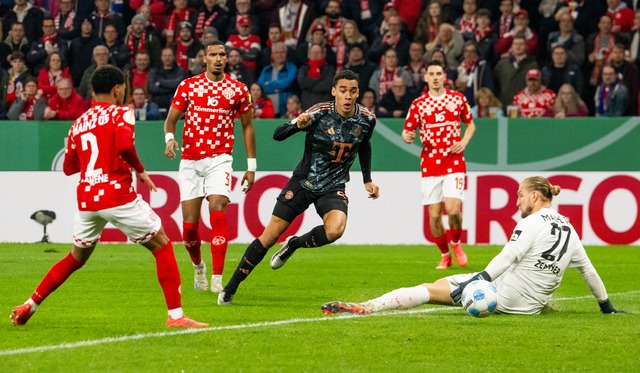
{"left": 285, "top": 94, "right": 302, "bottom": 119}
{"left": 125, "top": 14, "right": 162, "bottom": 69}
{"left": 368, "top": 48, "right": 413, "bottom": 103}
{"left": 42, "top": 78, "right": 86, "bottom": 120}
{"left": 129, "top": 0, "right": 167, "bottom": 36}
{"left": 297, "top": 44, "right": 335, "bottom": 110}
{"left": 53, "top": 0, "right": 81, "bottom": 42}
{"left": 272, "top": 0, "right": 316, "bottom": 49}
{"left": 195, "top": 0, "right": 230, "bottom": 41}
{"left": 455, "top": 0, "right": 478, "bottom": 40}
{"left": 307, "top": 0, "right": 345, "bottom": 53}
{"left": 495, "top": 9, "right": 538, "bottom": 58}
{"left": 165, "top": 0, "right": 196, "bottom": 45}
{"left": 7, "top": 78, "right": 46, "bottom": 120}
{"left": 26, "top": 17, "right": 69, "bottom": 74}
{"left": 414, "top": 0, "right": 445, "bottom": 44}
{"left": 472, "top": 8, "right": 498, "bottom": 67}
{"left": 37, "top": 51, "right": 72, "bottom": 99}
{"left": 171, "top": 21, "right": 204, "bottom": 73}
{"left": 249, "top": 83, "right": 275, "bottom": 119}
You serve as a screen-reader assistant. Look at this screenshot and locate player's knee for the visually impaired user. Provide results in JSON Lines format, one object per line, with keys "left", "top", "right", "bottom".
{"left": 324, "top": 226, "right": 345, "bottom": 242}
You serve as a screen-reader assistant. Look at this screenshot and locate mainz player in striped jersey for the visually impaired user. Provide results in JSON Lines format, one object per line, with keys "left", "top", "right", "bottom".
{"left": 402, "top": 60, "right": 476, "bottom": 270}
{"left": 218, "top": 69, "right": 380, "bottom": 305}
{"left": 10, "top": 66, "right": 207, "bottom": 328}
{"left": 164, "top": 40, "right": 257, "bottom": 295}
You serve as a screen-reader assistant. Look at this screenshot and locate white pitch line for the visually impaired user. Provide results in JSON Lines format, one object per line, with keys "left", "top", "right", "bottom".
{"left": 1, "top": 291, "right": 638, "bottom": 357}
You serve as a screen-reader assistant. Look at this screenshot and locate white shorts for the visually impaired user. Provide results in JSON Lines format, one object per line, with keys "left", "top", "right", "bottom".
{"left": 73, "top": 195, "right": 162, "bottom": 248}
{"left": 178, "top": 153, "right": 233, "bottom": 201}
{"left": 446, "top": 273, "right": 541, "bottom": 315}
{"left": 421, "top": 173, "right": 465, "bottom": 205}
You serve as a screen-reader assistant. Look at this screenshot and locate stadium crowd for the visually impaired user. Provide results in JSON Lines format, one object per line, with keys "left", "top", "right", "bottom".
{"left": 0, "top": 0, "right": 638, "bottom": 121}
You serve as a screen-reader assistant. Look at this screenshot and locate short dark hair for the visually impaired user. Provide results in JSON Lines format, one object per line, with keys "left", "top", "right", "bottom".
{"left": 205, "top": 40, "right": 226, "bottom": 50}
{"left": 9, "top": 51, "right": 25, "bottom": 62}
{"left": 476, "top": 8, "right": 492, "bottom": 19}
{"left": 333, "top": 69, "right": 359, "bottom": 87}
{"left": 91, "top": 65, "right": 125, "bottom": 95}
{"left": 427, "top": 59, "right": 446, "bottom": 71}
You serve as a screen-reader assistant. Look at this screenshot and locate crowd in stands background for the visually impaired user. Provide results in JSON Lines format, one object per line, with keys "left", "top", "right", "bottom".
{"left": 1, "top": 0, "right": 640, "bottom": 120}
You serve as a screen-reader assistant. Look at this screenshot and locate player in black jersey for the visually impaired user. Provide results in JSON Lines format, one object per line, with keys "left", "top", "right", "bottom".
{"left": 218, "top": 69, "right": 380, "bottom": 305}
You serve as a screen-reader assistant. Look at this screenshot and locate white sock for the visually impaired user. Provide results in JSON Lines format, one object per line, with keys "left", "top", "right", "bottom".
{"left": 26, "top": 298, "right": 38, "bottom": 313}
{"left": 168, "top": 307, "right": 184, "bottom": 320}
{"left": 363, "top": 285, "right": 430, "bottom": 312}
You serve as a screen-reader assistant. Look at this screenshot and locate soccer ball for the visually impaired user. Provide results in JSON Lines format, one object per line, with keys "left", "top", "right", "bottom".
{"left": 461, "top": 280, "right": 498, "bottom": 318}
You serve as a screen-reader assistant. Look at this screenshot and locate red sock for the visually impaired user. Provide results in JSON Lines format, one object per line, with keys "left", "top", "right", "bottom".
{"left": 448, "top": 228, "right": 462, "bottom": 244}
{"left": 210, "top": 210, "right": 228, "bottom": 275}
{"left": 32, "top": 252, "right": 83, "bottom": 304}
{"left": 152, "top": 241, "right": 182, "bottom": 310}
{"left": 183, "top": 221, "right": 202, "bottom": 265}
{"left": 433, "top": 234, "right": 450, "bottom": 255}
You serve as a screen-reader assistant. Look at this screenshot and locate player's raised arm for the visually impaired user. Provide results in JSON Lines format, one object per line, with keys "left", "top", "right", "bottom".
{"left": 273, "top": 112, "right": 311, "bottom": 140}
{"left": 163, "top": 107, "right": 183, "bottom": 159}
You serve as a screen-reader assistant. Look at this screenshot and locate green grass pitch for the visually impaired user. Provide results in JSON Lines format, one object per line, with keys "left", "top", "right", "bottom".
{"left": 1, "top": 243, "right": 638, "bottom": 372}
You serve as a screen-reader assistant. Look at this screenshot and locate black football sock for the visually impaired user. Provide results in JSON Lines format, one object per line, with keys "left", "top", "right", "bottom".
{"left": 224, "top": 239, "right": 268, "bottom": 294}
{"left": 291, "top": 225, "right": 332, "bottom": 249}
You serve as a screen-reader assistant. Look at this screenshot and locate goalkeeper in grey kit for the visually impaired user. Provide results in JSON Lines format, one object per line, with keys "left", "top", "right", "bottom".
{"left": 322, "top": 176, "right": 624, "bottom": 316}
{"left": 219, "top": 69, "right": 380, "bottom": 305}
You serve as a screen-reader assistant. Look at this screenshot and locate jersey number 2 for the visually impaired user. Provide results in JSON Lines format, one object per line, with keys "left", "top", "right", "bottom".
{"left": 80, "top": 133, "right": 102, "bottom": 175}
{"left": 541, "top": 223, "right": 571, "bottom": 262}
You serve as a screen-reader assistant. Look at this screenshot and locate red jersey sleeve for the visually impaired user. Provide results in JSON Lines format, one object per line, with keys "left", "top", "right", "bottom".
{"left": 63, "top": 127, "right": 80, "bottom": 175}
{"left": 237, "top": 84, "right": 252, "bottom": 115}
{"left": 170, "top": 80, "right": 189, "bottom": 111}
{"left": 114, "top": 108, "right": 145, "bottom": 173}
{"left": 460, "top": 95, "right": 473, "bottom": 123}
{"left": 404, "top": 99, "right": 422, "bottom": 131}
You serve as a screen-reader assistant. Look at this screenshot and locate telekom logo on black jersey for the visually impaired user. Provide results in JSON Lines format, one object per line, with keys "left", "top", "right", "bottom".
{"left": 330, "top": 142, "right": 352, "bottom": 163}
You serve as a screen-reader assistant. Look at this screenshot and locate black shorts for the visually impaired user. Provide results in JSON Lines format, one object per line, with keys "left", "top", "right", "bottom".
{"left": 272, "top": 177, "right": 349, "bottom": 223}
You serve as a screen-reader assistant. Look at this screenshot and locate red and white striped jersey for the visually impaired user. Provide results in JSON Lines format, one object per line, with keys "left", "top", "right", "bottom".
{"left": 404, "top": 89, "right": 473, "bottom": 177}
{"left": 65, "top": 103, "right": 138, "bottom": 211}
{"left": 171, "top": 73, "right": 252, "bottom": 160}
{"left": 512, "top": 88, "right": 556, "bottom": 118}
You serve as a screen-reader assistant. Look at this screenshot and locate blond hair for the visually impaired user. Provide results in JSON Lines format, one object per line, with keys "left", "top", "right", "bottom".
{"left": 554, "top": 83, "right": 586, "bottom": 115}
{"left": 524, "top": 176, "right": 561, "bottom": 201}
{"left": 475, "top": 87, "right": 503, "bottom": 110}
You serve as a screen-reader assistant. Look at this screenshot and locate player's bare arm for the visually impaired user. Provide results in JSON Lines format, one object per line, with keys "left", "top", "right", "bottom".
{"left": 401, "top": 129, "right": 416, "bottom": 144}
{"left": 240, "top": 110, "right": 257, "bottom": 193}
{"left": 163, "top": 107, "right": 183, "bottom": 159}
{"left": 136, "top": 171, "right": 158, "bottom": 192}
{"left": 450, "top": 120, "right": 476, "bottom": 154}
{"left": 365, "top": 182, "right": 380, "bottom": 199}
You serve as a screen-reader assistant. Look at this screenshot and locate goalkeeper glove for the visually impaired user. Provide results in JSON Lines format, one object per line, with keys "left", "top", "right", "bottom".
{"left": 450, "top": 271, "right": 491, "bottom": 303}
{"left": 598, "top": 299, "right": 625, "bottom": 314}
